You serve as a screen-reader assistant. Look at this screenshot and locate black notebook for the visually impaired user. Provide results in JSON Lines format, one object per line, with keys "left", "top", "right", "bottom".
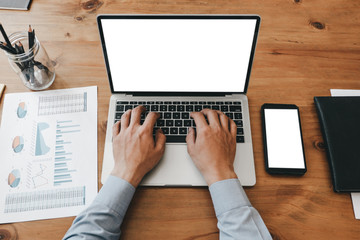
{"left": 314, "top": 96, "right": 360, "bottom": 192}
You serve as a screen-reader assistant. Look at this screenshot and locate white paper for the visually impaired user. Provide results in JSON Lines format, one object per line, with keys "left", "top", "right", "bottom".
{"left": 0, "top": 86, "right": 98, "bottom": 223}
{"left": 351, "top": 193, "right": 360, "bottom": 219}
{"left": 330, "top": 89, "right": 360, "bottom": 220}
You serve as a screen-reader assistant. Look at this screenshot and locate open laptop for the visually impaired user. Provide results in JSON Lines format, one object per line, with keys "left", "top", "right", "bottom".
{"left": 98, "top": 15, "right": 260, "bottom": 186}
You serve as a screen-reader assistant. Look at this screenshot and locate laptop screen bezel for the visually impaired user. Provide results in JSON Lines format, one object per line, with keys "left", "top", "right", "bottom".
{"left": 97, "top": 15, "right": 261, "bottom": 96}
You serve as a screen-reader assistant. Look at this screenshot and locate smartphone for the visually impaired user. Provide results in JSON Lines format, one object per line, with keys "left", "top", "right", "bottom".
{"left": 261, "top": 104, "right": 307, "bottom": 175}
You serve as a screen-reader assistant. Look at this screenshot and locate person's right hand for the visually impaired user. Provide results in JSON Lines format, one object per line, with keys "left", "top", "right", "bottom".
{"left": 186, "top": 109, "right": 238, "bottom": 186}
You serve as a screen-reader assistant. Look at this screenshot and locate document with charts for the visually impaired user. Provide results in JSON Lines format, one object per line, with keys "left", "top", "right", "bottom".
{"left": 0, "top": 86, "right": 97, "bottom": 223}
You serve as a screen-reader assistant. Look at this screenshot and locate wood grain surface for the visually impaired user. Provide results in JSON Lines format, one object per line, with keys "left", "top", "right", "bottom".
{"left": 0, "top": 0, "right": 360, "bottom": 239}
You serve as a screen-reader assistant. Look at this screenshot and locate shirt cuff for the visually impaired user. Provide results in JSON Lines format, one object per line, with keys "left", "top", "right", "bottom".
{"left": 94, "top": 175, "right": 136, "bottom": 217}
{"left": 209, "top": 178, "right": 251, "bottom": 217}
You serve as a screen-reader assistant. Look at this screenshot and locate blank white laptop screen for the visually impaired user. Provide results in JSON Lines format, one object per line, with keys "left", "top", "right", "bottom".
{"left": 101, "top": 18, "right": 257, "bottom": 92}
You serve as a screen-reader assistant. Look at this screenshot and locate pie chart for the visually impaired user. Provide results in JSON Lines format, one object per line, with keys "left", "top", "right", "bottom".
{"left": 12, "top": 136, "right": 24, "bottom": 153}
{"left": 8, "top": 169, "right": 21, "bottom": 188}
{"left": 17, "top": 102, "right": 27, "bottom": 118}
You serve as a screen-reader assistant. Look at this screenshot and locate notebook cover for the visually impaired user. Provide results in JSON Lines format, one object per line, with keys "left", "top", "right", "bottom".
{"left": 314, "top": 96, "right": 360, "bottom": 192}
{"left": 0, "top": 0, "right": 32, "bottom": 10}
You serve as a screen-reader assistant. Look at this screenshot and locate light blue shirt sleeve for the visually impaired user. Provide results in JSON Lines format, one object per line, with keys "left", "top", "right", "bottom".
{"left": 64, "top": 177, "right": 271, "bottom": 240}
{"left": 209, "top": 179, "right": 272, "bottom": 240}
{"left": 63, "top": 175, "right": 135, "bottom": 240}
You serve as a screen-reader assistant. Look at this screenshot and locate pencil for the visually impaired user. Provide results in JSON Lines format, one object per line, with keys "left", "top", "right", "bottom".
{"left": 28, "top": 25, "right": 34, "bottom": 49}
{"left": 18, "top": 41, "right": 25, "bottom": 53}
{"left": 0, "top": 23, "right": 13, "bottom": 48}
{"left": 0, "top": 41, "right": 17, "bottom": 54}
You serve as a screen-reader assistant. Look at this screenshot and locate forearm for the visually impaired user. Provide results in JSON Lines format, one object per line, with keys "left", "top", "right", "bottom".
{"left": 63, "top": 175, "right": 135, "bottom": 240}
{"left": 209, "top": 179, "right": 272, "bottom": 240}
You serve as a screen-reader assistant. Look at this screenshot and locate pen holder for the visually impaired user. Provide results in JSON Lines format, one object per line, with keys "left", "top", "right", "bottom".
{"left": 6, "top": 31, "right": 55, "bottom": 91}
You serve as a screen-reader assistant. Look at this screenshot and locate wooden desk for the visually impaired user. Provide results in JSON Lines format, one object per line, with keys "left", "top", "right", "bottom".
{"left": 0, "top": 0, "right": 359, "bottom": 239}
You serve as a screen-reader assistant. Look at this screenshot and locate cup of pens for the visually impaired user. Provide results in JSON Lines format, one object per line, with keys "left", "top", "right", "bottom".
{"left": 1, "top": 25, "right": 55, "bottom": 90}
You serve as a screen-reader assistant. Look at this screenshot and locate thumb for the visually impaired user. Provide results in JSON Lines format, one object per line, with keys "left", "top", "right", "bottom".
{"left": 155, "top": 129, "right": 166, "bottom": 154}
{"left": 186, "top": 127, "right": 195, "bottom": 154}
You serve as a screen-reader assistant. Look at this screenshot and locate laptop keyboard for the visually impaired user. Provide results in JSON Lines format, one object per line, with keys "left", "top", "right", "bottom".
{"left": 114, "top": 101, "right": 244, "bottom": 143}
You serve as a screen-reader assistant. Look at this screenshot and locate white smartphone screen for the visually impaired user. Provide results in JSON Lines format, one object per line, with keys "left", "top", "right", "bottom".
{"left": 264, "top": 108, "right": 305, "bottom": 169}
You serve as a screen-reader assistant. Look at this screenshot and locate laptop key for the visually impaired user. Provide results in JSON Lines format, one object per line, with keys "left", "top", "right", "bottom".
{"left": 173, "top": 113, "right": 181, "bottom": 119}
{"left": 160, "top": 105, "right": 167, "bottom": 111}
{"left": 144, "top": 105, "right": 150, "bottom": 111}
{"left": 221, "top": 106, "right": 229, "bottom": 112}
{"left": 195, "top": 105, "right": 202, "bottom": 111}
{"left": 184, "top": 120, "right": 192, "bottom": 126}
{"left": 115, "top": 113, "right": 123, "bottom": 119}
{"left": 125, "top": 105, "right": 132, "bottom": 111}
{"left": 169, "top": 105, "right": 177, "bottom": 111}
{"left": 166, "top": 120, "right": 174, "bottom": 127}
{"left": 175, "top": 120, "right": 182, "bottom": 127}
{"left": 116, "top": 105, "right": 124, "bottom": 111}
{"left": 164, "top": 112, "right": 172, "bottom": 119}
{"left": 161, "top": 127, "right": 169, "bottom": 135}
{"left": 211, "top": 105, "right": 220, "bottom": 110}
{"left": 186, "top": 105, "right": 194, "bottom": 112}
{"left": 237, "top": 128, "right": 244, "bottom": 135}
{"left": 230, "top": 105, "right": 242, "bottom": 112}
{"left": 234, "top": 113, "right": 242, "bottom": 119}
{"left": 166, "top": 135, "right": 186, "bottom": 143}
{"left": 182, "top": 113, "right": 190, "bottom": 119}
{"left": 157, "top": 120, "right": 165, "bottom": 127}
{"left": 234, "top": 120, "right": 243, "bottom": 127}
{"left": 170, "top": 128, "right": 178, "bottom": 134}
{"left": 236, "top": 136, "right": 245, "bottom": 143}
{"left": 226, "top": 113, "right": 233, "bottom": 119}
{"left": 177, "top": 105, "right": 185, "bottom": 111}
{"left": 179, "top": 128, "right": 187, "bottom": 134}
{"left": 151, "top": 105, "right": 159, "bottom": 111}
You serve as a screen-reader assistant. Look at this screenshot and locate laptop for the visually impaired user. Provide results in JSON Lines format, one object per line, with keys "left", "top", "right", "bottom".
{"left": 97, "top": 15, "right": 260, "bottom": 186}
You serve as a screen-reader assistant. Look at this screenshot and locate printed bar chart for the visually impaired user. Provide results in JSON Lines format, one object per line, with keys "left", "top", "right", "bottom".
{"left": 54, "top": 120, "right": 80, "bottom": 186}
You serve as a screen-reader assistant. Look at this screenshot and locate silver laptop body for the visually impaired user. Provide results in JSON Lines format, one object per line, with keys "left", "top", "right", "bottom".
{"left": 98, "top": 15, "right": 261, "bottom": 186}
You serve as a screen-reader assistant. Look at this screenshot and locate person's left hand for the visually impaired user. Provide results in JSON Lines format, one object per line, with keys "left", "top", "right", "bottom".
{"left": 111, "top": 106, "right": 166, "bottom": 187}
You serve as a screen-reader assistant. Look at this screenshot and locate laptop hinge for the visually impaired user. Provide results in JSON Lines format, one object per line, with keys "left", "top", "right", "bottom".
{"left": 131, "top": 92, "right": 228, "bottom": 97}
{"left": 226, "top": 94, "right": 242, "bottom": 98}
